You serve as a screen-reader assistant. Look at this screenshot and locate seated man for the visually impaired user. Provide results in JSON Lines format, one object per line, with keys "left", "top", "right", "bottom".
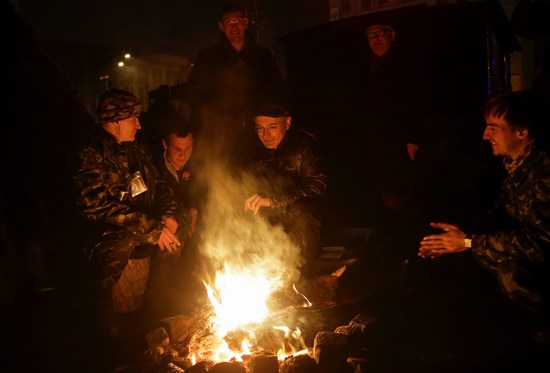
{"left": 244, "top": 102, "right": 327, "bottom": 277}
{"left": 74, "top": 89, "right": 190, "bottom": 340}
{"left": 154, "top": 116, "right": 198, "bottom": 237}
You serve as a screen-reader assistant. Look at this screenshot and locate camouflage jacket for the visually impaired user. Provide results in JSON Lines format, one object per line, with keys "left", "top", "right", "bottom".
{"left": 472, "top": 147, "right": 550, "bottom": 263}
{"left": 74, "top": 128, "right": 180, "bottom": 243}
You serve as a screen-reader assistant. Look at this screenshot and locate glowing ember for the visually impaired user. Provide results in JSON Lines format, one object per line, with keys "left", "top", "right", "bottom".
{"left": 188, "top": 261, "right": 311, "bottom": 364}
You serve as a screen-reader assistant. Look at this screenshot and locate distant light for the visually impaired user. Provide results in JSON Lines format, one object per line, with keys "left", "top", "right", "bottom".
{"left": 118, "top": 61, "right": 125, "bottom": 67}
{"left": 124, "top": 53, "right": 131, "bottom": 59}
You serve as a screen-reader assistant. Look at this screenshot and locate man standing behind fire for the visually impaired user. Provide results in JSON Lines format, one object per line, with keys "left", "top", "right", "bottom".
{"left": 74, "top": 89, "right": 190, "bottom": 342}
{"left": 419, "top": 90, "right": 550, "bottom": 345}
{"left": 356, "top": 16, "right": 430, "bottom": 251}
{"left": 244, "top": 101, "right": 327, "bottom": 277}
{"left": 185, "top": 2, "right": 286, "bottom": 167}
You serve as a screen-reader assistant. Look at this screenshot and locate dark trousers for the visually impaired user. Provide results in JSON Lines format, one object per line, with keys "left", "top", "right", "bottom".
{"left": 473, "top": 252, "right": 550, "bottom": 320}
{"left": 264, "top": 206, "right": 321, "bottom": 278}
{"left": 86, "top": 228, "right": 185, "bottom": 330}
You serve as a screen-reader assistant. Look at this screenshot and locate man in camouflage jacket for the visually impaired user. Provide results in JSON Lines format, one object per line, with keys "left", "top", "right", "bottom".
{"left": 74, "top": 89, "right": 189, "bottom": 338}
{"left": 419, "top": 91, "right": 550, "bottom": 324}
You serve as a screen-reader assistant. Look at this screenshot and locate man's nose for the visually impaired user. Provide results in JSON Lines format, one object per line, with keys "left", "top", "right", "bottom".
{"left": 482, "top": 129, "right": 490, "bottom": 140}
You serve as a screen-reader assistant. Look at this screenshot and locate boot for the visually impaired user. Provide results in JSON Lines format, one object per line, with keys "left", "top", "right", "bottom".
{"left": 95, "top": 282, "right": 122, "bottom": 340}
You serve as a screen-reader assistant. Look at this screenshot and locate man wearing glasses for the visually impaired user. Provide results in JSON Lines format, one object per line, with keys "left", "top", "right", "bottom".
{"left": 355, "top": 15, "right": 432, "bottom": 260}
{"left": 185, "top": 2, "right": 286, "bottom": 169}
{"left": 244, "top": 101, "right": 327, "bottom": 278}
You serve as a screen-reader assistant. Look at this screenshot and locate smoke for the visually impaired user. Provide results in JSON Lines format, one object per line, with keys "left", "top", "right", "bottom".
{"left": 196, "top": 157, "right": 303, "bottom": 289}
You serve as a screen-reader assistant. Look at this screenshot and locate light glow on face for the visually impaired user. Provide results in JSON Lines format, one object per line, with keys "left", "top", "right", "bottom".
{"left": 483, "top": 112, "right": 525, "bottom": 159}
{"left": 164, "top": 133, "right": 193, "bottom": 171}
{"left": 367, "top": 24, "right": 395, "bottom": 57}
{"left": 255, "top": 116, "right": 290, "bottom": 149}
{"left": 114, "top": 116, "right": 140, "bottom": 143}
{"left": 219, "top": 11, "right": 248, "bottom": 45}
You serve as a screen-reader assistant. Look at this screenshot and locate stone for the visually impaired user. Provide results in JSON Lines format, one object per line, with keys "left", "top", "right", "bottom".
{"left": 313, "top": 331, "right": 349, "bottom": 371}
{"left": 145, "top": 327, "right": 170, "bottom": 348}
{"left": 279, "top": 354, "right": 319, "bottom": 373}
{"left": 160, "top": 314, "right": 195, "bottom": 343}
{"left": 249, "top": 350, "right": 278, "bottom": 373}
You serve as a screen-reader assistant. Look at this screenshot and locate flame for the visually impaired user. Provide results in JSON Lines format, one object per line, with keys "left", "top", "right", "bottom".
{"left": 187, "top": 162, "right": 313, "bottom": 364}
{"left": 273, "top": 326, "right": 309, "bottom": 359}
{"left": 206, "top": 264, "right": 276, "bottom": 337}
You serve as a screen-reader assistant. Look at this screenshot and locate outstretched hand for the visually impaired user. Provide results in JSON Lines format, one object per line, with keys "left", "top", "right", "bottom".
{"left": 418, "top": 222, "right": 468, "bottom": 259}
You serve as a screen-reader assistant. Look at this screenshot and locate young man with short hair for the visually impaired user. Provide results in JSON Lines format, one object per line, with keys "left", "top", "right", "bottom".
{"left": 419, "top": 90, "right": 550, "bottom": 344}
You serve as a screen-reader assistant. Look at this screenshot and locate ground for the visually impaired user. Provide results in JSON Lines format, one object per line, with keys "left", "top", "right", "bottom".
{"left": 2, "top": 232, "right": 549, "bottom": 372}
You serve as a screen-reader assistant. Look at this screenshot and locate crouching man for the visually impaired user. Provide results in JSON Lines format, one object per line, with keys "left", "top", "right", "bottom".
{"left": 419, "top": 90, "right": 550, "bottom": 344}
{"left": 74, "top": 89, "right": 191, "bottom": 341}
{"left": 244, "top": 101, "right": 327, "bottom": 277}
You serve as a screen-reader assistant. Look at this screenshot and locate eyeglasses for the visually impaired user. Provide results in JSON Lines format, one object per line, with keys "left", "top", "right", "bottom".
{"left": 366, "top": 29, "right": 392, "bottom": 39}
{"left": 221, "top": 16, "right": 246, "bottom": 27}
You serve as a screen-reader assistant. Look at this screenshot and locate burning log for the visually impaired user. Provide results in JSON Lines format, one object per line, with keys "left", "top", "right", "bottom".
{"left": 160, "top": 314, "right": 196, "bottom": 343}
{"left": 223, "top": 329, "right": 252, "bottom": 352}
{"left": 146, "top": 327, "right": 170, "bottom": 349}
{"left": 279, "top": 354, "right": 319, "bottom": 373}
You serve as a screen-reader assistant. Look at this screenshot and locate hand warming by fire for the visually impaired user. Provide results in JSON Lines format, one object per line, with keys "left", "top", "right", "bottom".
{"left": 244, "top": 193, "right": 272, "bottom": 215}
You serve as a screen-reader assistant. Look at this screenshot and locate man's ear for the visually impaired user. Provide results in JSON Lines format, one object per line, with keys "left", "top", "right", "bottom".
{"left": 518, "top": 128, "right": 528, "bottom": 139}
{"left": 390, "top": 30, "right": 396, "bottom": 41}
{"left": 162, "top": 139, "right": 168, "bottom": 150}
{"left": 218, "top": 22, "right": 223, "bottom": 32}
{"left": 285, "top": 116, "right": 292, "bottom": 130}
{"left": 243, "top": 17, "right": 249, "bottom": 29}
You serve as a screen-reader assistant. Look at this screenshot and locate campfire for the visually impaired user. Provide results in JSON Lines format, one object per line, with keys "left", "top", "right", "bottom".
{"left": 138, "top": 165, "right": 376, "bottom": 372}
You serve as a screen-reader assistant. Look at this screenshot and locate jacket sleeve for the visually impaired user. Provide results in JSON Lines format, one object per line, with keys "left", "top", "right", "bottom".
{"left": 145, "top": 151, "right": 180, "bottom": 223}
{"left": 471, "top": 169, "right": 550, "bottom": 262}
{"left": 271, "top": 142, "right": 327, "bottom": 210}
{"left": 74, "top": 146, "right": 162, "bottom": 238}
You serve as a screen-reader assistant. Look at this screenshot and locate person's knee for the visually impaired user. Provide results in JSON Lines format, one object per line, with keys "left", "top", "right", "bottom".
{"left": 285, "top": 209, "right": 321, "bottom": 269}
{"left": 89, "top": 232, "right": 136, "bottom": 282}
{"left": 497, "top": 260, "right": 547, "bottom": 315}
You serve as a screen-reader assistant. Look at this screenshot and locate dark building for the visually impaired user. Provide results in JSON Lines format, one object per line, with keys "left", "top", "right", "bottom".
{"left": 279, "top": 1, "right": 521, "bottom": 226}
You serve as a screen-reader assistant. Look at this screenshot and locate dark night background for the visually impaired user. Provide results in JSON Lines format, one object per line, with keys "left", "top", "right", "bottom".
{"left": 14, "top": 0, "right": 328, "bottom": 71}
{"left": 3, "top": 0, "right": 550, "bottom": 372}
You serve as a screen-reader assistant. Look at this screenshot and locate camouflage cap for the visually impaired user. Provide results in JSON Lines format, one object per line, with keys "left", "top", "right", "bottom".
{"left": 96, "top": 88, "right": 142, "bottom": 123}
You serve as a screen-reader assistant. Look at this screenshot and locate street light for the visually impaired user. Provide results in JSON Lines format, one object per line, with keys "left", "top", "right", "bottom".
{"left": 117, "top": 52, "right": 131, "bottom": 68}
{"left": 99, "top": 75, "right": 110, "bottom": 90}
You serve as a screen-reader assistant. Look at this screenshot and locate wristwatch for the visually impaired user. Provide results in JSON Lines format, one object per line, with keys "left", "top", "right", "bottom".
{"left": 464, "top": 238, "right": 472, "bottom": 248}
